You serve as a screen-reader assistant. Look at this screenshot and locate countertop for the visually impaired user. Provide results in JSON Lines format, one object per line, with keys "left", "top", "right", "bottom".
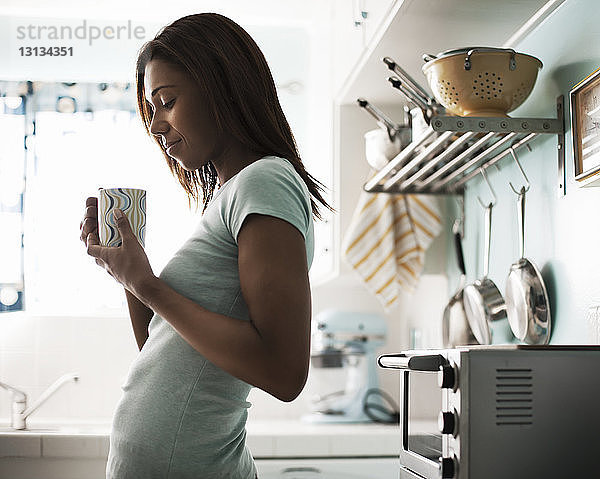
{"left": 0, "top": 419, "right": 401, "bottom": 459}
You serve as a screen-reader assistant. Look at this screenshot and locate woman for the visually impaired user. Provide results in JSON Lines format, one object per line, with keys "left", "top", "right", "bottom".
{"left": 79, "top": 13, "right": 333, "bottom": 479}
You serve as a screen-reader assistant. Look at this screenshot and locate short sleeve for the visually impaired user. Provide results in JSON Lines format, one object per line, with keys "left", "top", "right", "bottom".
{"left": 224, "top": 158, "right": 311, "bottom": 245}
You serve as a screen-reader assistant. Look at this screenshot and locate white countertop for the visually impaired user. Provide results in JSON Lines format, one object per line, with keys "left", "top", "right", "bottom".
{"left": 0, "top": 419, "right": 401, "bottom": 459}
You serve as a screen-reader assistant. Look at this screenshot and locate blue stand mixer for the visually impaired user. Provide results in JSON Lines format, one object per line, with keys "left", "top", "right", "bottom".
{"left": 301, "top": 309, "right": 393, "bottom": 423}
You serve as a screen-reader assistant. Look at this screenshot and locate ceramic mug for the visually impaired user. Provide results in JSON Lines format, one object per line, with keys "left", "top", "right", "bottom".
{"left": 97, "top": 187, "right": 146, "bottom": 247}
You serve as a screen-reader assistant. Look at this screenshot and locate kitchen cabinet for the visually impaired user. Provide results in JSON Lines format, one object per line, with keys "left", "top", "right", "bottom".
{"left": 362, "top": 0, "right": 397, "bottom": 47}
{"left": 331, "top": 0, "right": 396, "bottom": 95}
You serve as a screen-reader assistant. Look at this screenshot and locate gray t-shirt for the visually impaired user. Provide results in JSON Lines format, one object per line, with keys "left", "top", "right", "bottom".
{"left": 106, "top": 156, "right": 315, "bottom": 478}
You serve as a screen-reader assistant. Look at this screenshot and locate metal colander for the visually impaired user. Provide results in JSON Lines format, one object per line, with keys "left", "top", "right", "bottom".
{"left": 422, "top": 47, "right": 543, "bottom": 117}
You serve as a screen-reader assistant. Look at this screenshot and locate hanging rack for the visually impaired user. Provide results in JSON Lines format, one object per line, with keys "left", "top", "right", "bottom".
{"left": 360, "top": 95, "right": 565, "bottom": 197}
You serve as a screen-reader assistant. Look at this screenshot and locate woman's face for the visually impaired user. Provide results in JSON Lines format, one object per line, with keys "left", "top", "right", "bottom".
{"left": 144, "top": 58, "right": 223, "bottom": 171}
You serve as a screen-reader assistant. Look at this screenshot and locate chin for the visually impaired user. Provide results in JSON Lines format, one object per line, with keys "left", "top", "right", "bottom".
{"left": 175, "top": 157, "right": 207, "bottom": 172}
{"left": 175, "top": 160, "right": 192, "bottom": 171}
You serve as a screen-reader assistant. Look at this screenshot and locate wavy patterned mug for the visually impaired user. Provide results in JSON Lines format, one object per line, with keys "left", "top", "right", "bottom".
{"left": 98, "top": 187, "right": 146, "bottom": 247}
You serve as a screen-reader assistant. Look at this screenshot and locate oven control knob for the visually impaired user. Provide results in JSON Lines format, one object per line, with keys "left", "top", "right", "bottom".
{"left": 438, "top": 364, "right": 456, "bottom": 389}
{"left": 438, "top": 411, "right": 457, "bottom": 436}
{"left": 439, "top": 456, "right": 457, "bottom": 478}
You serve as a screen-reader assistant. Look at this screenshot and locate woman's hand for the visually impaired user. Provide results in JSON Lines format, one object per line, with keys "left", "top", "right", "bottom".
{"left": 85, "top": 208, "right": 156, "bottom": 298}
{"left": 80, "top": 196, "right": 99, "bottom": 247}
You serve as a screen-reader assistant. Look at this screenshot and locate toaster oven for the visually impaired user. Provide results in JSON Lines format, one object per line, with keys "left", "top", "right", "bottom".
{"left": 377, "top": 345, "right": 600, "bottom": 478}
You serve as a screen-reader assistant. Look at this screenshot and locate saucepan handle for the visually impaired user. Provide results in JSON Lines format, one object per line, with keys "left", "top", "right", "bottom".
{"left": 454, "top": 230, "right": 466, "bottom": 276}
{"left": 483, "top": 203, "right": 492, "bottom": 278}
{"left": 517, "top": 188, "right": 526, "bottom": 259}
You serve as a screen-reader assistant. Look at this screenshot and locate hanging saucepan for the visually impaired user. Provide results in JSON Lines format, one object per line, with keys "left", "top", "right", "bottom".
{"left": 505, "top": 150, "right": 551, "bottom": 344}
{"left": 442, "top": 215, "right": 478, "bottom": 347}
{"left": 463, "top": 169, "right": 507, "bottom": 345}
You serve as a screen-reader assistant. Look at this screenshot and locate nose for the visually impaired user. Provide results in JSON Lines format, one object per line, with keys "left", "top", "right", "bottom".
{"left": 149, "top": 110, "right": 169, "bottom": 138}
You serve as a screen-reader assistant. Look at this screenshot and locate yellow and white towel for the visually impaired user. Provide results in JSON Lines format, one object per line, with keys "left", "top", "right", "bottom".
{"left": 342, "top": 167, "right": 443, "bottom": 313}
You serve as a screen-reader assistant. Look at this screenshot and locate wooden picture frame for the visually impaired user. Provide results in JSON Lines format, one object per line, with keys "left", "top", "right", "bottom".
{"left": 571, "top": 67, "right": 600, "bottom": 182}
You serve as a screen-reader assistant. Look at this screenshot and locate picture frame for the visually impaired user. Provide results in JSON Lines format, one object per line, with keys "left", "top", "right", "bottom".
{"left": 571, "top": 67, "right": 600, "bottom": 183}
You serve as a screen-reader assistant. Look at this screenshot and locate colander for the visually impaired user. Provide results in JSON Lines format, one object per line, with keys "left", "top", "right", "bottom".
{"left": 422, "top": 47, "right": 543, "bottom": 117}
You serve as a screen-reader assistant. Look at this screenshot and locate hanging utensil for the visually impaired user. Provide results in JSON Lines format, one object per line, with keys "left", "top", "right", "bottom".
{"left": 442, "top": 209, "right": 478, "bottom": 347}
{"left": 383, "top": 56, "right": 433, "bottom": 103}
{"left": 387, "top": 77, "right": 431, "bottom": 121}
{"left": 505, "top": 148, "right": 551, "bottom": 344}
{"left": 356, "top": 98, "right": 411, "bottom": 143}
{"left": 463, "top": 168, "right": 507, "bottom": 345}
{"left": 383, "top": 56, "right": 445, "bottom": 124}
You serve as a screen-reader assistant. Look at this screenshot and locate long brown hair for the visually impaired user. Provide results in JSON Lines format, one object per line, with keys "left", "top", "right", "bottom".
{"left": 135, "top": 13, "right": 335, "bottom": 220}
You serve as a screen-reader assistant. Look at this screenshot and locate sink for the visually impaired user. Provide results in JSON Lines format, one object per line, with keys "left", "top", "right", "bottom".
{"left": 0, "top": 424, "right": 111, "bottom": 434}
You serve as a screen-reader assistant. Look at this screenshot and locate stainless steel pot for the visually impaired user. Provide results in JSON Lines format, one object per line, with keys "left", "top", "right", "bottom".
{"left": 442, "top": 218, "right": 477, "bottom": 347}
{"left": 505, "top": 186, "right": 551, "bottom": 344}
{"left": 463, "top": 201, "right": 507, "bottom": 344}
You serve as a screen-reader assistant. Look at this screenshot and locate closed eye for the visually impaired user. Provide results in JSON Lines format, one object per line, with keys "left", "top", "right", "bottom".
{"left": 145, "top": 99, "right": 174, "bottom": 114}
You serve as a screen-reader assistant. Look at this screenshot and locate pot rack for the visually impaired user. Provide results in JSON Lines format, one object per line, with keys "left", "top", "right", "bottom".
{"left": 357, "top": 57, "right": 566, "bottom": 196}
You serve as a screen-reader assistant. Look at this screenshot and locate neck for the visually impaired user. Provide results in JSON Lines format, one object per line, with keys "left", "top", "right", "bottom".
{"left": 213, "top": 144, "right": 262, "bottom": 187}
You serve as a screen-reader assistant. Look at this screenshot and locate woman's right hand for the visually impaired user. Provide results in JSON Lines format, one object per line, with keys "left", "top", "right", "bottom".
{"left": 80, "top": 196, "right": 99, "bottom": 247}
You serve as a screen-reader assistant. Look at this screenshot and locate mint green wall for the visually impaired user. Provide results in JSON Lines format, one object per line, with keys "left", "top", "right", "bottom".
{"left": 446, "top": 0, "right": 600, "bottom": 344}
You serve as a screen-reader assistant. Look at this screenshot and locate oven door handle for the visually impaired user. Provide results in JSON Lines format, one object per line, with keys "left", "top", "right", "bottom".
{"left": 377, "top": 353, "right": 448, "bottom": 372}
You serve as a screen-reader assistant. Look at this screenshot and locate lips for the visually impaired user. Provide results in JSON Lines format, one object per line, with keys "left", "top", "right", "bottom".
{"left": 164, "top": 139, "right": 180, "bottom": 149}
{"left": 165, "top": 140, "right": 181, "bottom": 155}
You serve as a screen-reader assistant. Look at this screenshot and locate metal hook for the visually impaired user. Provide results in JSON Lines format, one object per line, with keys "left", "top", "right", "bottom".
{"left": 476, "top": 167, "right": 497, "bottom": 209}
{"left": 508, "top": 146, "right": 531, "bottom": 195}
{"left": 453, "top": 196, "right": 465, "bottom": 239}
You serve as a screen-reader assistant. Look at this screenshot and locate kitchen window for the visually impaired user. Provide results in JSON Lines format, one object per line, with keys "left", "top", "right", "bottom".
{"left": 0, "top": 97, "right": 26, "bottom": 312}
{"left": 0, "top": 78, "right": 333, "bottom": 315}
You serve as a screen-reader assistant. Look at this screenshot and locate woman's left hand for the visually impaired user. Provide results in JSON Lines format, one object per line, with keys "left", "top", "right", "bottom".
{"left": 86, "top": 209, "right": 156, "bottom": 297}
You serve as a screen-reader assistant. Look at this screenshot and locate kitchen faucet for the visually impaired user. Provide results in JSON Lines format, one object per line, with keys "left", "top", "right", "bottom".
{"left": 0, "top": 373, "right": 79, "bottom": 430}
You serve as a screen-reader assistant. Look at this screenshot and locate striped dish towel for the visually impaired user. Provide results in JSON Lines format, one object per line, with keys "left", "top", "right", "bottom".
{"left": 342, "top": 168, "right": 443, "bottom": 313}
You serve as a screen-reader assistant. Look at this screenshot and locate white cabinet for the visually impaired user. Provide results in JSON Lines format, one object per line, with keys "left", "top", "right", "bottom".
{"left": 362, "top": 0, "right": 397, "bottom": 46}
{"left": 255, "top": 457, "right": 399, "bottom": 478}
{"left": 331, "top": 0, "right": 396, "bottom": 95}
